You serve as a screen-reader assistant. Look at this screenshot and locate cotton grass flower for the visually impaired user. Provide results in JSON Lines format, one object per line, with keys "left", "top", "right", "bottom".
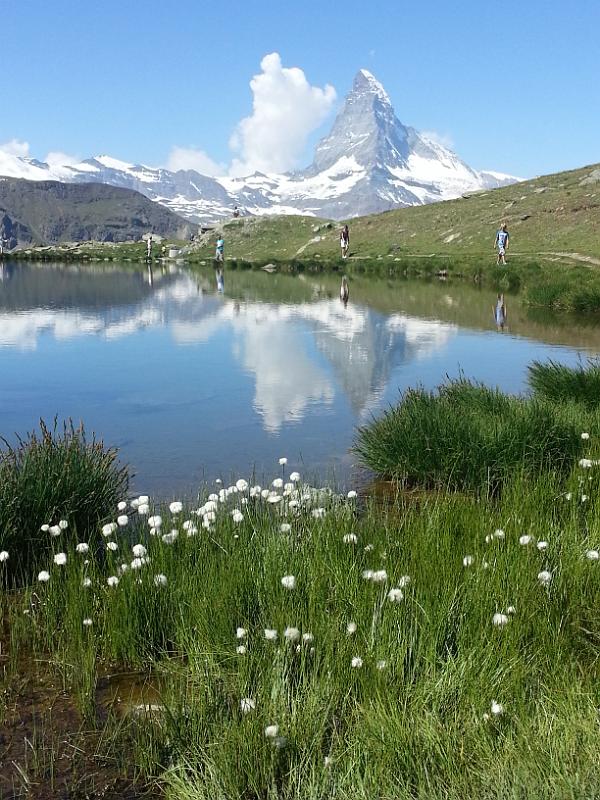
{"left": 117, "top": 515, "right": 128, "bottom": 527}
{"left": 40, "top": 524, "right": 49, "bottom": 532}
{"left": 102, "top": 523, "right": 117, "bottom": 537}
{"left": 272, "top": 478, "right": 284, "bottom": 489}
{"left": 579, "top": 458, "right": 593, "bottom": 469}
{"left": 492, "top": 613, "right": 509, "bottom": 627}
{"left": 106, "top": 541, "right": 118, "bottom": 552}
{"left": 343, "top": 533, "right": 358, "bottom": 544}
{"left": 240, "top": 697, "right": 256, "bottom": 714}
{"left": 519, "top": 535, "right": 533, "bottom": 545}
{"left": 264, "top": 629, "right": 278, "bottom": 641}
{"left": 289, "top": 471, "right": 300, "bottom": 482}
{"left": 284, "top": 627, "right": 300, "bottom": 642}
{"left": 376, "top": 660, "right": 387, "bottom": 670}
{"left": 351, "top": 656, "right": 363, "bottom": 668}
{"left": 169, "top": 501, "right": 183, "bottom": 515}
{"left": 347, "top": 490, "right": 357, "bottom": 499}
{"left": 398, "top": 575, "right": 411, "bottom": 587}
{"left": 346, "top": 621, "right": 357, "bottom": 635}
{"left": 582, "top": 432, "right": 590, "bottom": 440}
{"left": 265, "top": 725, "right": 279, "bottom": 738}
{"left": 312, "top": 507, "right": 326, "bottom": 518}
{"left": 154, "top": 574, "right": 168, "bottom": 587}
{"left": 137, "top": 503, "right": 150, "bottom": 515}
{"left": 54, "top": 552, "right": 67, "bottom": 566}
{"left": 107, "top": 576, "right": 119, "bottom": 587}
{"left": 49, "top": 525, "right": 61, "bottom": 537}
{"left": 83, "top": 618, "right": 92, "bottom": 627}
{"left": 59, "top": 519, "right": 68, "bottom": 530}
{"left": 76, "top": 543, "right": 89, "bottom": 554}
{"left": 162, "top": 531, "right": 178, "bottom": 544}
{"left": 280, "top": 523, "right": 291, "bottom": 533}
{"left": 148, "top": 515, "right": 162, "bottom": 528}
{"left": 538, "top": 570, "right": 552, "bottom": 586}
{"left": 0, "top": 551, "right": 9, "bottom": 562}
{"left": 118, "top": 501, "right": 127, "bottom": 511}
{"left": 82, "top": 577, "right": 92, "bottom": 588}
{"left": 236, "top": 479, "right": 248, "bottom": 492}
{"left": 236, "top": 645, "right": 247, "bottom": 654}
{"left": 586, "top": 550, "right": 600, "bottom": 560}
{"left": 491, "top": 700, "right": 504, "bottom": 716}
{"left": 132, "top": 544, "right": 147, "bottom": 558}
{"left": 267, "top": 494, "right": 282, "bottom": 504}
{"left": 463, "top": 555, "right": 474, "bottom": 567}
{"left": 232, "top": 510, "right": 244, "bottom": 524}
{"left": 236, "top": 627, "right": 247, "bottom": 639}
{"left": 281, "top": 575, "right": 296, "bottom": 590}
{"left": 278, "top": 457, "right": 287, "bottom": 466}
{"left": 387, "top": 588, "right": 404, "bottom": 602}
{"left": 493, "top": 529, "right": 505, "bottom": 540}
{"left": 537, "top": 541, "right": 548, "bottom": 551}
{"left": 507, "top": 606, "right": 516, "bottom": 614}
{"left": 38, "top": 570, "right": 50, "bottom": 582}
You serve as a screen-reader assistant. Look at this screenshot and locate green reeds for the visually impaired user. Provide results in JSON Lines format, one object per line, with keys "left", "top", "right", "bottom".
{"left": 529, "top": 359, "right": 600, "bottom": 407}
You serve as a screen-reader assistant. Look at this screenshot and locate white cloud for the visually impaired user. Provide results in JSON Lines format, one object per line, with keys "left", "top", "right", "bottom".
{"left": 166, "top": 146, "right": 225, "bottom": 176}
{"left": 45, "top": 151, "right": 81, "bottom": 167}
{"left": 0, "top": 138, "right": 30, "bottom": 157}
{"left": 421, "top": 130, "right": 455, "bottom": 150}
{"left": 229, "top": 52, "right": 336, "bottom": 176}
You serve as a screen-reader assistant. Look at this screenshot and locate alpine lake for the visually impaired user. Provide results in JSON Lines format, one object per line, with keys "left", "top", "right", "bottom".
{"left": 1, "top": 259, "right": 598, "bottom": 497}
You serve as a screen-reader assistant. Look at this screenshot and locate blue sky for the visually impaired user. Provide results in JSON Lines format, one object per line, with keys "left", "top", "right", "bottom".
{"left": 2, "top": 0, "right": 598, "bottom": 178}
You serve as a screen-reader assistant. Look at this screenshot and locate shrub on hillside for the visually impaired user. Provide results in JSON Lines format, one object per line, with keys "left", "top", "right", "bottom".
{"left": 0, "top": 419, "right": 129, "bottom": 583}
{"left": 355, "top": 379, "right": 586, "bottom": 492}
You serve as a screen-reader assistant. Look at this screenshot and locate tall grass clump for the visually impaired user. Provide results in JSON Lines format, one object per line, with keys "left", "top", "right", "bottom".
{"left": 0, "top": 419, "right": 129, "bottom": 583}
{"left": 355, "top": 379, "right": 587, "bottom": 491}
{"left": 529, "top": 359, "right": 600, "bottom": 407}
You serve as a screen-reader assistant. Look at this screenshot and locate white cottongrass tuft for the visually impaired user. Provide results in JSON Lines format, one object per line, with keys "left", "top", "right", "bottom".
{"left": 579, "top": 458, "right": 593, "bottom": 469}
{"left": 83, "top": 618, "right": 92, "bottom": 627}
{"left": 265, "top": 724, "right": 279, "bottom": 738}
{"left": 538, "top": 570, "right": 552, "bottom": 586}
{"left": 38, "top": 570, "right": 50, "bottom": 582}
{"left": 302, "top": 632, "right": 314, "bottom": 643}
{"left": 284, "top": 627, "right": 300, "bottom": 642}
{"left": 240, "top": 697, "right": 256, "bottom": 714}
{"left": 169, "top": 501, "right": 183, "bottom": 515}
{"left": 162, "top": 531, "right": 178, "bottom": 545}
{"left": 107, "top": 576, "right": 119, "bottom": 587}
{"left": 264, "top": 628, "right": 278, "bottom": 641}
{"left": 586, "top": 550, "right": 600, "bottom": 560}
{"left": 387, "top": 588, "right": 404, "bottom": 603}
{"left": 343, "top": 533, "right": 358, "bottom": 544}
{"left": 537, "top": 541, "right": 548, "bottom": 551}
{"left": 280, "top": 523, "right": 291, "bottom": 533}
{"left": 137, "top": 504, "right": 150, "bottom": 515}
{"left": 507, "top": 606, "right": 516, "bottom": 614}
{"left": 347, "top": 490, "right": 357, "bottom": 499}
{"left": 102, "top": 523, "right": 117, "bottom": 537}
{"left": 148, "top": 515, "right": 162, "bottom": 528}
{"left": 582, "top": 432, "right": 590, "bottom": 440}
{"left": 267, "top": 494, "right": 282, "bottom": 504}
{"left": 236, "top": 479, "right": 249, "bottom": 492}
{"left": 492, "top": 613, "right": 509, "bottom": 627}
{"left": 236, "top": 627, "right": 247, "bottom": 639}
{"left": 289, "top": 471, "right": 300, "bottom": 482}
{"left": 519, "top": 535, "right": 533, "bottom": 545}
{"left": 236, "top": 645, "right": 247, "bottom": 654}
{"left": 398, "top": 575, "right": 411, "bottom": 588}
{"left": 54, "top": 552, "right": 67, "bottom": 566}
{"left": 118, "top": 501, "right": 127, "bottom": 511}
{"left": 463, "top": 555, "right": 474, "bottom": 567}
{"left": 117, "top": 515, "right": 129, "bottom": 527}
{"left": 491, "top": 700, "right": 504, "bottom": 716}
{"left": 59, "top": 519, "right": 68, "bottom": 530}
{"left": 232, "top": 510, "right": 244, "bottom": 524}
{"left": 278, "top": 457, "right": 288, "bottom": 466}
{"left": 82, "top": 577, "right": 92, "bottom": 588}
{"left": 132, "top": 544, "right": 147, "bottom": 558}
{"left": 281, "top": 575, "right": 296, "bottom": 590}
{"left": 106, "top": 541, "right": 118, "bottom": 552}
{"left": 0, "top": 551, "right": 9, "bottom": 562}
{"left": 493, "top": 529, "right": 505, "bottom": 539}
{"left": 351, "top": 656, "right": 363, "bottom": 668}
{"left": 154, "top": 574, "right": 168, "bottom": 587}
{"left": 346, "top": 621, "right": 357, "bottom": 635}
{"left": 40, "top": 524, "right": 50, "bottom": 532}
{"left": 76, "top": 543, "right": 89, "bottom": 554}
{"left": 272, "top": 478, "right": 284, "bottom": 489}
{"left": 312, "top": 507, "right": 326, "bottom": 519}
{"left": 49, "top": 525, "right": 61, "bottom": 537}
{"left": 376, "top": 660, "right": 387, "bottom": 670}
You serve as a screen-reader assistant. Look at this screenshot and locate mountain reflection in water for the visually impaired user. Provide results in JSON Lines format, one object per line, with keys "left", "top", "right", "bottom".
{"left": 0, "top": 263, "right": 596, "bottom": 495}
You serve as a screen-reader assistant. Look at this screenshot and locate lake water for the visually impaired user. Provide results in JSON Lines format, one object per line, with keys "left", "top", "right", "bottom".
{"left": 1, "top": 260, "right": 598, "bottom": 497}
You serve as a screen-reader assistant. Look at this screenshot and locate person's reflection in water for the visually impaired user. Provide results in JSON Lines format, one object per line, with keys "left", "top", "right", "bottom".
{"left": 493, "top": 293, "right": 507, "bottom": 331}
{"left": 340, "top": 275, "right": 349, "bottom": 308}
{"left": 147, "top": 263, "right": 153, "bottom": 287}
{"left": 216, "top": 268, "right": 225, "bottom": 294}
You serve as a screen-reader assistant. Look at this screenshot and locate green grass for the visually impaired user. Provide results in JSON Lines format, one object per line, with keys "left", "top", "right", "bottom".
{"left": 529, "top": 359, "right": 600, "bottom": 407}
{"left": 6, "top": 460, "right": 600, "bottom": 798}
{"left": 0, "top": 419, "right": 129, "bottom": 584}
{"left": 354, "top": 379, "right": 589, "bottom": 492}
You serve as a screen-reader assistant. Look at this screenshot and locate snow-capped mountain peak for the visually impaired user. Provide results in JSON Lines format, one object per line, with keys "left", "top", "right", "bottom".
{"left": 0, "top": 69, "right": 520, "bottom": 224}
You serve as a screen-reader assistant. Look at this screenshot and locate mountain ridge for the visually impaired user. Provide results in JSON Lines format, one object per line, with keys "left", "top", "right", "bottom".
{"left": 0, "top": 69, "right": 520, "bottom": 223}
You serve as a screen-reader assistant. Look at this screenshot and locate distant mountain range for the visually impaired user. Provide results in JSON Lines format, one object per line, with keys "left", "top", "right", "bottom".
{"left": 0, "top": 70, "right": 520, "bottom": 225}
{"left": 0, "top": 179, "right": 193, "bottom": 247}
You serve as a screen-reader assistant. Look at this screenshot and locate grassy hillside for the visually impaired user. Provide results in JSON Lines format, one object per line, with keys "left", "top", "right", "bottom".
{"left": 193, "top": 162, "right": 600, "bottom": 264}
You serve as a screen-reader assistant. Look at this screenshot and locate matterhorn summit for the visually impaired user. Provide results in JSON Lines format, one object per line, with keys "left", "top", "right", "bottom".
{"left": 0, "top": 69, "right": 518, "bottom": 222}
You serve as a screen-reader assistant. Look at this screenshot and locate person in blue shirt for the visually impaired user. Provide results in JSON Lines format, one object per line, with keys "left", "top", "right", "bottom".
{"left": 495, "top": 223, "right": 510, "bottom": 265}
{"left": 215, "top": 236, "right": 225, "bottom": 262}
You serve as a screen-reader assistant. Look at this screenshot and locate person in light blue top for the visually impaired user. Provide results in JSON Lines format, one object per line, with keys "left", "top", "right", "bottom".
{"left": 495, "top": 222, "right": 510, "bottom": 265}
{"left": 215, "top": 236, "right": 225, "bottom": 262}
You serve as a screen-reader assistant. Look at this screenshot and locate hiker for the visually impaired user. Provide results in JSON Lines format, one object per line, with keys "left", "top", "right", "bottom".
{"left": 146, "top": 235, "right": 153, "bottom": 260}
{"left": 215, "top": 236, "right": 225, "bottom": 262}
{"left": 340, "top": 225, "right": 350, "bottom": 259}
{"left": 493, "top": 293, "right": 507, "bottom": 330}
{"left": 340, "top": 275, "right": 349, "bottom": 307}
{"left": 233, "top": 206, "right": 240, "bottom": 218}
{"left": 495, "top": 222, "right": 510, "bottom": 265}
